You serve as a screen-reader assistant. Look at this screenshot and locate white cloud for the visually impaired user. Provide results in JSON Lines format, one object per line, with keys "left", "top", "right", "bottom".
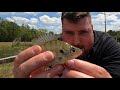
{"left": 93, "top": 25, "right": 106, "bottom": 32}
{"left": 93, "top": 21, "right": 120, "bottom": 32}
{"left": 110, "top": 20, "right": 120, "bottom": 25}
{"left": 0, "top": 12, "right": 17, "bottom": 16}
{"left": 28, "top": 24, "right": 38, "bottom": 29}
{"left": 24, "top": 12, "right": 44, "bottom": 16}
{"left": 43, "top": 25, "right": 62, "bottom": 34}
{"left": 24, "top": 12, "right": 37, "bottom": 16}
{"left": 6, "top": 16, "right": 39, "bottom": 30}
{"left": 6, "top": 16, "right": 38, "bottom": 25}
{"left": 102, "top": 12, "right": 120, "bottom": 16}
{"left": 57, "top": 12, "right": 62, "bottom": 16}
{"left": 91, "top": 14, "right": 105, "bottom": 27}
{"left": 93, "top": 14, "right": 105, "bottom": 22}
{"left": 91, "top": 12, "right": 120, "bottom": 32}
{"left": 11, "top": 12, "right": 16, "bottom": 15}
{"left": 92, "top": 13, "right": 118, "bottom": 24}
{"left": 105, "top": 14, "right": 118, "bottom": 22}
{"left": 39, "top": 15, "right": 61, "bottom": 24}
{"left": 30, "top": 18, "right": 38, "bottom": 24}
{"left": 12, "top": 16, "right": 29, "bottom": 23}
{"left": 52, "top": 17, "right": 61, "bottom": 23}
{"left": 54, "top": 25, "right": 62, "bottom": 34}
{"left": 6, "top": 17, "right": 15, "bottom": 22}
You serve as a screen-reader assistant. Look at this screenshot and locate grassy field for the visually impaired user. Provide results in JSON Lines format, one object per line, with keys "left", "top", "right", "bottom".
{"left": 0, "top": 62, "right": 14, "bottom": 78}
{"left": 0, "top": 42, "right": 30, "bottom": 58}
{"left": 0, "top": 42, "right": 30, "bottom": 78}
{"left": 0, "top": 42, "right": 12, "bottom": 46}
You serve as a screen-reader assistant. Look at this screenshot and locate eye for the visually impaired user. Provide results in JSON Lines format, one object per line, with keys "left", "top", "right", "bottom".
{"left": 60, "top": 49, "right": 64, "bottom": 54}
{"left": 70, "top": 47, "right": 76, "bottom": 53}
{"left": 49, "top": 65, "right": 52, "bottom": 68}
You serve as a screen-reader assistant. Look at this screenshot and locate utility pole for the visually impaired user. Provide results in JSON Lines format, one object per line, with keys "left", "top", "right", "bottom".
{"left": 104, "top": 12, "right": 107, "bottom": 32}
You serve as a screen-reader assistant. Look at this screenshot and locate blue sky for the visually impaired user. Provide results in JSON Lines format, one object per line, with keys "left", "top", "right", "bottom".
{"left": 0, "top": 12, "right": 120, "bottom": 34}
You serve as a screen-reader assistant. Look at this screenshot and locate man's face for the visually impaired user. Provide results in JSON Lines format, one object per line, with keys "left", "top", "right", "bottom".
{"left": 62, "top": 17, "right": 94, "bottom": 57}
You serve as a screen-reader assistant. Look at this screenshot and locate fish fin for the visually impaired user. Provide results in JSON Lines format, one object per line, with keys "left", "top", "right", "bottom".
{"left": 32, "top": 33, "right": 58, "bottom": 45}
{"left": 12, "top": 37, "right": 21, "bottom": 46}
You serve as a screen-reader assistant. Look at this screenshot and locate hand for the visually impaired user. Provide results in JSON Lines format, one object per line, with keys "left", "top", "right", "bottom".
{"left": 62, "top": 59, "right": 112, "bottom": 78}
{"left": 13, "top": 45, "right": 64, "bottom": 78}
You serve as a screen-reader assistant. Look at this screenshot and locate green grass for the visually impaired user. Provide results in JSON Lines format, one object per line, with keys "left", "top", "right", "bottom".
{"left": 0, "top": 42, "right": 31, "bottom": 78}
{"left": 0, "top": 43, "right": 30, "bottom": 58}
{"left": 0, "top": 62, "right": 14, "bottom": 78}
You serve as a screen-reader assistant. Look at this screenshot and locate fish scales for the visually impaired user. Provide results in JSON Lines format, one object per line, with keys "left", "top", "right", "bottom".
{"left": 32, "top": 33, "right": 82, "bottom": 68}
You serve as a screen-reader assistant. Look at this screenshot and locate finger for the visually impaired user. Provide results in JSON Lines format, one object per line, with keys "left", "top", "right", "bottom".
{"left": 31, "top": 66, "right": 50, "bottom": 77}
{"left": 47, "top": 65, "right": 64, "bottom": 77}
{"left": 66, "top": 59, "right": 112, "bottom": 78}
{"left": 14, "top": 45, "right": 42, "bottom": 68}
{"left": 62, "top": 68, "right": 94, "bottom": 78}
{"left": 32, "top": 65, "right": 64, "bottom": 78}
{"left": 14, "top": 51, "right": 54, "bottom": 78}
{"left": 53, "top": 76, "right": 60, "bottom": 78}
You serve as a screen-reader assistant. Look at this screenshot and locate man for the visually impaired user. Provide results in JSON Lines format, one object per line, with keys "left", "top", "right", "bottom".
{"left": 13, "top": 12, "right": 120, "bottom": 78}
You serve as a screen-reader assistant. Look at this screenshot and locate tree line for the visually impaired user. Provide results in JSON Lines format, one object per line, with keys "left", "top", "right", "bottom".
{"left": 107, "top": 30, "right": 120, "bottom": 42}
{"left": 0, "top": 17, "right": 60, "bottom": 42}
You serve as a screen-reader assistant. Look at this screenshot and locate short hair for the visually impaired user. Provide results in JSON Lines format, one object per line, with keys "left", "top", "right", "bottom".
{"left": 61, "top": 12, "right": 91, "bottom": 23}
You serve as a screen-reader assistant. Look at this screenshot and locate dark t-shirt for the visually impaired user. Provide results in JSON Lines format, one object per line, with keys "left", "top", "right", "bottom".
{"left": 80, "top": 30, "right": 120, "bottom": 78}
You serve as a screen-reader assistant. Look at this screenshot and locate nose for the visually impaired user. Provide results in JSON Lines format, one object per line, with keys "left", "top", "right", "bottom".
{"left": 73, "top": 34, "right": 80, "bottom": 46}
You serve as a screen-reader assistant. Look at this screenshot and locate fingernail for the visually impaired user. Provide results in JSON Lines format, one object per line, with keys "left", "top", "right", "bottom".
{"left": 32, "top": 45, "right": 42, "bottom": 55}
{"left": 43, "top": 51, "right": 54, "bottom": 61}
{"left": 67, "top": 60, "right": 74, "bottom": 67}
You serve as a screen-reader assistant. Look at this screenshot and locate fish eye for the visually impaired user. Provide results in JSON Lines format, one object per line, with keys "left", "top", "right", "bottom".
{"left": 49, "top": 65, "right": 52, "bottom": 68}
{"left": 60, "top": 49, "right": 64, "bottom": 54}
{"left": 70, "top": 47, "right": 76, "bottom": 53}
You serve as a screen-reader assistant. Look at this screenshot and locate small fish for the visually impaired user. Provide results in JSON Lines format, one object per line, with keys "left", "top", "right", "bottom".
{"left": 32, "top": 33, "right": 82, "bottom": 68}
{"left": 0, "top": 33, "right": 82, "bottom": 67}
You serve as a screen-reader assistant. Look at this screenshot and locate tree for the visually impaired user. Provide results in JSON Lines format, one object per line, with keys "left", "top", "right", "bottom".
{"left": 0, "top": 17, "right": 49, "bottom": 42}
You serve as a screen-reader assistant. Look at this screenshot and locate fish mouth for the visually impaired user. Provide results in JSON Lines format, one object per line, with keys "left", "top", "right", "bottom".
{"left": 69, "top": 49, "right": 83, "bottom": 60}
{"left": 75, "top": 49, "right": 83, "bottom": 57}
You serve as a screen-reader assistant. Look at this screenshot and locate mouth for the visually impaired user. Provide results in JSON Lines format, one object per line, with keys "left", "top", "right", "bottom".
{"left": 76, "top": 49, "right": 83, "bottom": 57}
{"left": 69, "top": 49, "right": 83, "bottom": 60}
{"left": 81, "top": 48, "right": 85, "bottom": 52}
